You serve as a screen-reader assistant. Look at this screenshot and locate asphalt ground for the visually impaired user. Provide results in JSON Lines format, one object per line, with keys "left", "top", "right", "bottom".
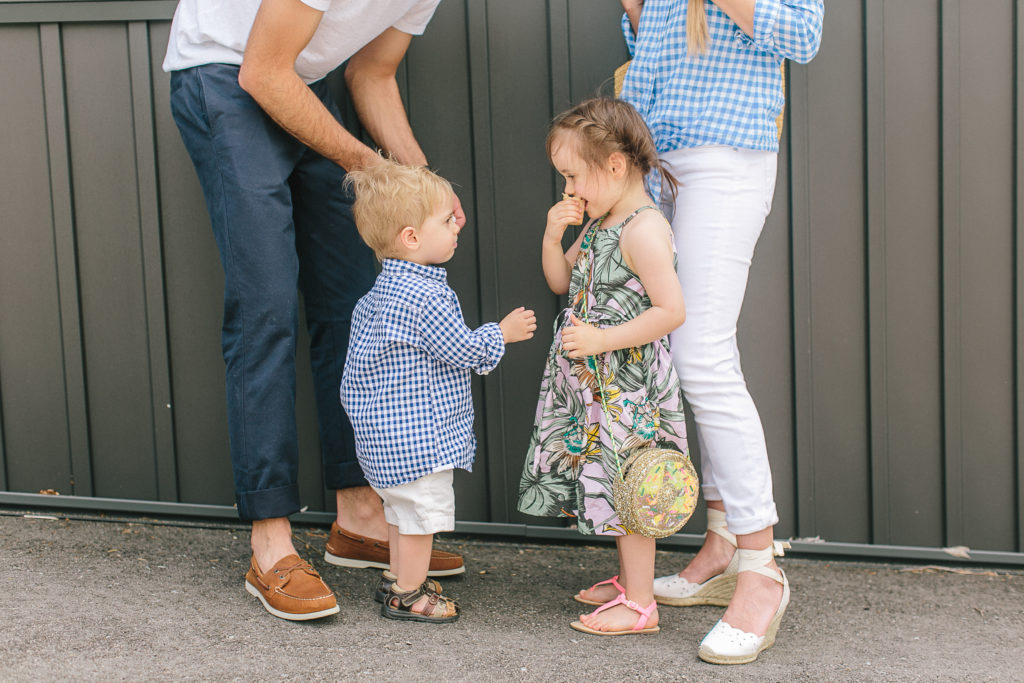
{"left": 2, "top": 509, "right": 1023, "bottom": 682}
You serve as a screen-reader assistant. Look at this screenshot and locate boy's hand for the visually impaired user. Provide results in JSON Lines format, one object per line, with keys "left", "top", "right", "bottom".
{"left": 500, "top": 307, "right": 537, "bottom": 343}
{"left": 561, "top": 313, "right": 607, "bottom": 358}
{"left": 544, "top": 195, "right": 586, "bottom": 243}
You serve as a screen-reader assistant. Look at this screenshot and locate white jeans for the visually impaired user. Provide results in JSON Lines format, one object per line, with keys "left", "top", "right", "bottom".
{"left": 662, "top": 145, "right": 780, "bottom": 536}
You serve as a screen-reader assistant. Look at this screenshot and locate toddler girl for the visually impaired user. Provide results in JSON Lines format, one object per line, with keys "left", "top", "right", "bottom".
{"left": 517, "top": 97, "right": 689, "bottom": 635}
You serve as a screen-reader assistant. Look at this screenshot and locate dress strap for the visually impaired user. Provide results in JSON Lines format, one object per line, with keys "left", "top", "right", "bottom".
{"left": 617, "top": 205, "right": 657, "bottom": 229}
{"left": 579, "top": 205, "right": 657, "bottom": 255}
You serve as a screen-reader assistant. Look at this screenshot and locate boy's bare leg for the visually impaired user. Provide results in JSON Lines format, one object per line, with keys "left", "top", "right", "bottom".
{"left": 387, "top": 524, "right": 401, "bottom": 575}
{"left": 251, "top": 517, "right": 299, "bottom": 569}
{"left": 578, "top": 534, "right": 659, "bottom": 631}
{"left": 336, "top": 486, "right": 390, "bottom": 540}
{"left": 390, "top": 531, "right": 451, "bottom": 614}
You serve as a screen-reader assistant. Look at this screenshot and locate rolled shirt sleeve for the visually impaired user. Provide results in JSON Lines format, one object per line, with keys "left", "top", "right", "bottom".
{"left": 753, "top": 0, "right": 824, "bottom": 63}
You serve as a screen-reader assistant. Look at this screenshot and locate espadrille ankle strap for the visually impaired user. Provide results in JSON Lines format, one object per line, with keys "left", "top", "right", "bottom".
{"left": 706, "top": 508, "right": 737, "bottom": 546}
{"left": 736, "top": 547, "right": 784, "bottom": 584}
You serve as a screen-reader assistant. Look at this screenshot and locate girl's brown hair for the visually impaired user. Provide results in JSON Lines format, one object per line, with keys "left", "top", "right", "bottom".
{"left": 546, "top": 97, "right": 678, "bottom": 201}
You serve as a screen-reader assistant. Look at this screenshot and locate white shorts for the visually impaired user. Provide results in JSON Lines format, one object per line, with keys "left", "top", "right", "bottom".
{"left": 371, "top": 469, "right": 455, "bottom": 536}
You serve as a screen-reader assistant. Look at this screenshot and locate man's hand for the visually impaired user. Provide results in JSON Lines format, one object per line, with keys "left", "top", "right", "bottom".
{"left": 499, "top": 307, "right": 537, "bottom": 343}
{"left": 561, "top": 313, "right": 607, "bottom": 358}
{"left": 453, "top": 192, "right": 467, "bottom": 229}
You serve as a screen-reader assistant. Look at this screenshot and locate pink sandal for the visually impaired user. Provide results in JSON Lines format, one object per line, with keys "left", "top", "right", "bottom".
{"left": 574, "top": 575, "right": 625, "bottom": 606}
{"left": 570, "top": 593, "right": 660, "bottom": 636}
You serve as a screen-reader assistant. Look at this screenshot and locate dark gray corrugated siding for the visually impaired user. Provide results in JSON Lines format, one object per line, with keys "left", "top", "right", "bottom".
{"left": 1, "top": 0, "right": 1021, "bottom": 561}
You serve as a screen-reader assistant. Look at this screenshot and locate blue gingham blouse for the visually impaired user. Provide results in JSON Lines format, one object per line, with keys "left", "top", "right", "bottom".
{"left": 620, "top": 0, "right": 824, "bottom": 153}
{"left": 340, "top": 259, "right": 505, "bottom": 489}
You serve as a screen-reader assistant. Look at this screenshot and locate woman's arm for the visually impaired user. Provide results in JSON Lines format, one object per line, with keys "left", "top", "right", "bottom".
{"left": 560, "top": 215, "right": 685, "bottom": 358}
{"left": 620, "top": 0, "right": 643, "bottom": 35}
{"left": 714, "top": 0, "right": 824, "bottom": 63}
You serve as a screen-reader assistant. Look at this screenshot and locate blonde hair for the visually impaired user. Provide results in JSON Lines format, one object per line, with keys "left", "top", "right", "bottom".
{"left": 547, "top": 97, "right": 678, "bottom": 201}
{"left": 343, "top": 159, "right": 453, "bottom": 258}
{"left": 687, "top": 0, "right": 708, "bottom": 56}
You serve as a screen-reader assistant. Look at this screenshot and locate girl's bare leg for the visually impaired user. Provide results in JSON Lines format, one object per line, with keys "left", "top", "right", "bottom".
{"left": 578, "top": 534, "right": 658, "bottom": 631}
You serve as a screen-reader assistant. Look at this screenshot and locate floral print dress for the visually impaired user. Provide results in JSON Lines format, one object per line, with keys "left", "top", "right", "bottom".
{"left": 517, "top": 207, "right": 689, "bottom": 535}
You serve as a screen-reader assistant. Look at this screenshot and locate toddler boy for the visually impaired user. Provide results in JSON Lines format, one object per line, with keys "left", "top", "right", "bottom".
{"left": 341, "top": 160, "right": 536, "bottom": 622}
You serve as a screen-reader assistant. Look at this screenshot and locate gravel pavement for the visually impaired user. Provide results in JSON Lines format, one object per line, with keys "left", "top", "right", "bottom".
{"left": 2, "top": 510, "right": 1022, "bottom": 682}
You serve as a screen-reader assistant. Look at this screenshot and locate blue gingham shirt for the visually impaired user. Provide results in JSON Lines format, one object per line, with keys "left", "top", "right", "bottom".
{"left": 340, "top": 259, "right": 505, "bottom": 488}
{"left": 620, "top": 0, "right": 824, "bottom": 153}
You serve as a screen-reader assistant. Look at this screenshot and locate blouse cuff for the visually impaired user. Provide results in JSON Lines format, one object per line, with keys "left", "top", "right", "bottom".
{"left": 753, "top": 0, "right": 781, "bottom": 49}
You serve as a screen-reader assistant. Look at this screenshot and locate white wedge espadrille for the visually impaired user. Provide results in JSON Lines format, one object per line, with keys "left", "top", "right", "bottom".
{"left": 697, "top": 545, "right": 790, "bottom": 665}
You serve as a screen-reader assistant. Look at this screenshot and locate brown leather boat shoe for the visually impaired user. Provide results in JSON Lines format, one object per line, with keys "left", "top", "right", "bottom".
{"left": 323, "top": 522, "right": 465, "bottom": 577}
{"left": 244, "top": 554, "right": 340, "bottom": 621}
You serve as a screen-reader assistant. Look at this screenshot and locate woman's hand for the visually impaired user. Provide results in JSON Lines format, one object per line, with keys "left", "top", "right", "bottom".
{"left": 561, "top": 313, "right": 608, "bottom": 358}
{"left": 544, "top": 196, "right": 585, "bottom": 244}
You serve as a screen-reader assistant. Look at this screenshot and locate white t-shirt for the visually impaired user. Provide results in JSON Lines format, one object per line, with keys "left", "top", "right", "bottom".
{"left": 162, "top": 0, "right": 441, "bottom": 84}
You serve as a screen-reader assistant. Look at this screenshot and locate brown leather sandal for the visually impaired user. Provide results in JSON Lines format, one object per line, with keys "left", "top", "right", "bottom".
{"left": 381, "top": 582, "right": 459, "bottom": 623}
{"left": 374, "top": 571, "right": 443, "bottom": 604}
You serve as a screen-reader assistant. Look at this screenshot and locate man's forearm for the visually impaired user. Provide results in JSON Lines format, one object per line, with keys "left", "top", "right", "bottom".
{"left": 346, "top": 72, "right": 428, "bottom": 167}
{"left": 239, "top": 65, "right": 379, "bottom": 171}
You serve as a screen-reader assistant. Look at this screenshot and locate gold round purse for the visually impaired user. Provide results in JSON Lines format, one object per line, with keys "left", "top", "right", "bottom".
{"left": 610, "top": 446, "right": 699, "bottom": 539}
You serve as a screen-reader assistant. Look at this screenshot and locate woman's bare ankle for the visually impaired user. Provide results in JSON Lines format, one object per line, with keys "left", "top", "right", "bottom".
{"left": 678, "top": 532, "right": 735, "bottom": 582}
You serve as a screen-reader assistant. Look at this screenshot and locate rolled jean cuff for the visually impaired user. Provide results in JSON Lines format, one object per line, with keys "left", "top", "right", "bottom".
{"left": 236, "top": 483, "right": 301, "bottom": 521}
{"left": 723, "top": 505, "right": 780, "bottom": 537}
{"left": 324, "top": 460, "right": 369, "bottom": 491}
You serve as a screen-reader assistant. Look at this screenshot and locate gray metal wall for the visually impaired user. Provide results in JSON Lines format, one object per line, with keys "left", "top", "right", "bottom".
{"left": 1, "top": 0, "right": 1021, "bottom": 562}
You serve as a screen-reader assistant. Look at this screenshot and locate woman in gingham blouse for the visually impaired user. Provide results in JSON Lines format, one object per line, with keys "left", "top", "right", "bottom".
{"left": 617, "top": 0, "right": 823, "bottom": 665}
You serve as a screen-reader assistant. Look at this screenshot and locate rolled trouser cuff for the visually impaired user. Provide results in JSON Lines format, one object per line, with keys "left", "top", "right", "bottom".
{"left": 236, "top": 483, "right": 301, "bottom": 521}
{"left": 324, "top": 460, "right": 369, "bottom": 491}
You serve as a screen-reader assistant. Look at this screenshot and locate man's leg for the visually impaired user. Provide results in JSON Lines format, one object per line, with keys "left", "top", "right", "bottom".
{"left": 171, "top": 67, "right": 336, "bottom": 617}
{"left": 287, "top": 85, "right": 388, "bottom": 540}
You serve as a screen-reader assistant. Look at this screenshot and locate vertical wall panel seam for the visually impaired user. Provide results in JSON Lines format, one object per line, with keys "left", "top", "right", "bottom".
{"left": 940, "top": 0, "right": 963, "bottom": 547}
{"left": 40, "top": 22, "right": 93, "bottom": 496}
{"left": 128, "top": 21, "right": 177, "bottom": 502}
{"left": 548, "top": 0, "right": 571, "bottom": 115}
{"left": 865, "top": 0, "right": 889, "bottom": 545}
{"left": 466, "top": 0, "right": 507, "bottom": 521}
{"left": 1016, "top": 0, "right": 1024, "bottom": 553}
{"left": 787, "top": 58, "right": 815, "bottom": 536}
